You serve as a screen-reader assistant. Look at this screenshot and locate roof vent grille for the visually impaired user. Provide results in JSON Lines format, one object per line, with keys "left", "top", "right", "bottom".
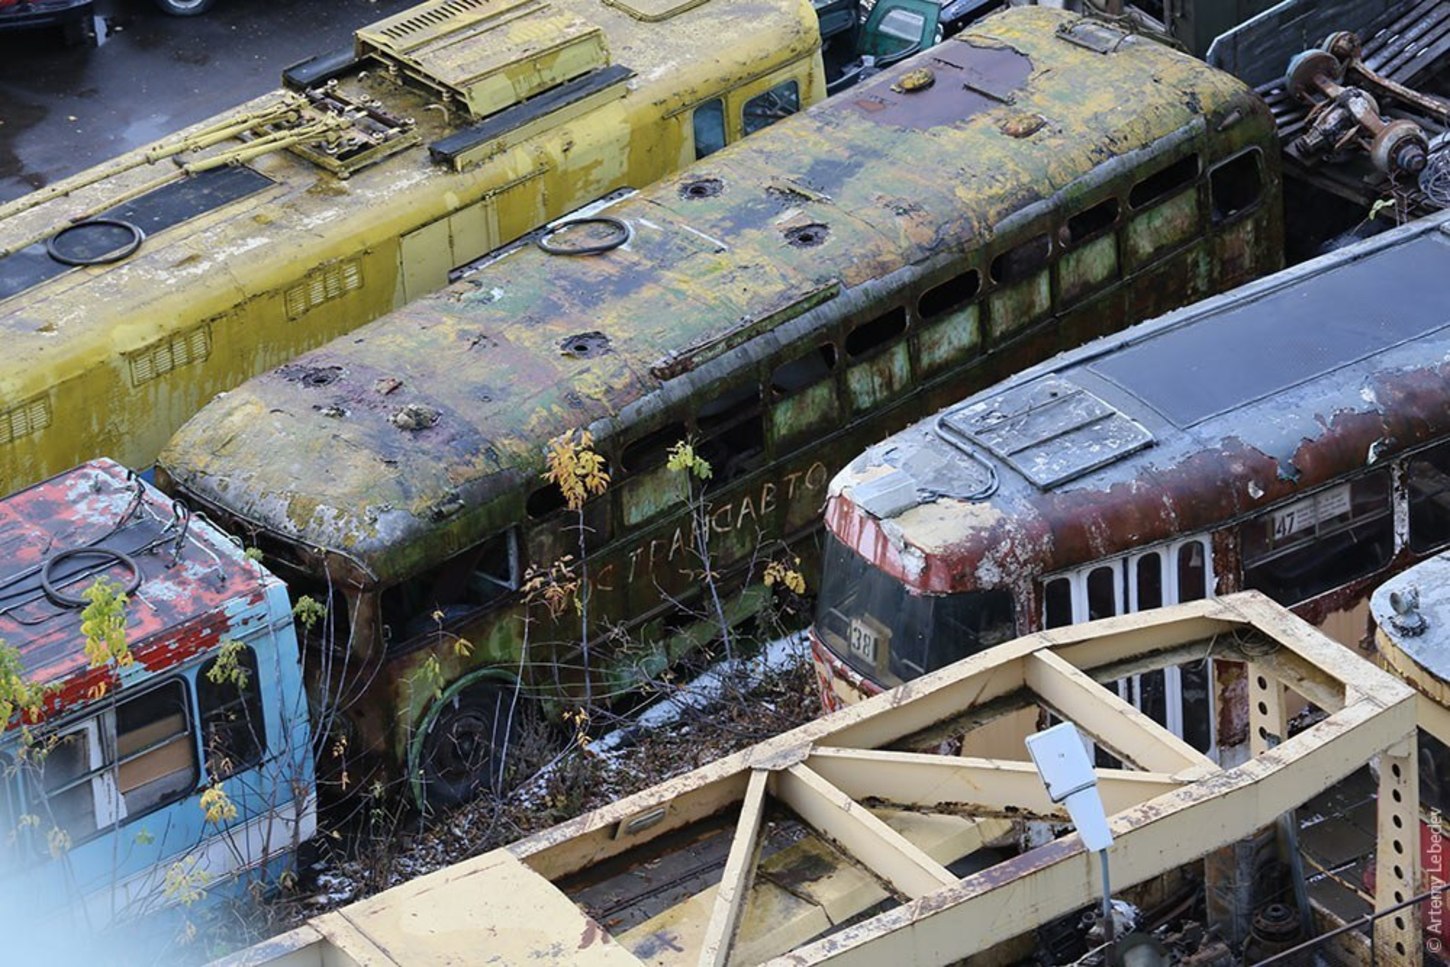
{"left": 356, "top": 0, "right": 610, "bottom": 121}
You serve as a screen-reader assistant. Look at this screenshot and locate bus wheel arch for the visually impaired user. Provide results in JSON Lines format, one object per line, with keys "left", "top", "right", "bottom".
{"left": 408, "top": 669, "right": 524, "bottom": 812}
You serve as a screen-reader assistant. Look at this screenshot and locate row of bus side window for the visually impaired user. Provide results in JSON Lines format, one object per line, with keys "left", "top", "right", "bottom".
{"left": 1039, "top": 541, "right": 1214, "bottom": 755}
{"left": 17, "top": 653, "right": 264, "bottom": 852}
{"left": 1041, "top": 539, "right": 1210, "bottom": 630}
{"left": 525, "top": 362, "right": 784, "bottom": 540}
{"left": 615, "top": 386, "right": 769, "bottom": 529}
{"left": 692, "top": 79, "right": 802, "bottom": 161}
{"left": 1242, "top": 441, "right": 1450, "bottom": 605}
{"left": 990, "top": 149, "right": 1264, "bottom": 344}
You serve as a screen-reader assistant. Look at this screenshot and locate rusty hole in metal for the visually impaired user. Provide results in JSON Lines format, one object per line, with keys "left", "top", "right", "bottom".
{"left": 680, "top": 177, "right": 723, "bottom": 200}
{"left": 785, "top": 223, "right": 829, "bottom": 248}
{"left": 295, "top": 366, "right": 343, "bottom": 388}
{"left": 561, "top": 331, "right": 610, "bottom": 358}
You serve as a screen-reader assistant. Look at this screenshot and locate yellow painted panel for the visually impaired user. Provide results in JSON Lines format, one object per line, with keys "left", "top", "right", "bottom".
{"left": 400, "top": 218, "right": 455, "bottom": 303}
{"left": 338, "top": 850, "right": 643, "bottom": 965}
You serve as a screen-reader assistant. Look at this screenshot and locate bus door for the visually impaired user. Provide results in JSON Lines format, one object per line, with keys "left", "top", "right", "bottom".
{"left": 1041, "top": 535, "right": 1216, "bottom": 759}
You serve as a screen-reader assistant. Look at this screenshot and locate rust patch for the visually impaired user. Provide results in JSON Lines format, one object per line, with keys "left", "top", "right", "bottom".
{"left": 579, "top": 918, "right": 607, "bottom": 949}
{"left": 280, "top": 363, "right": 344, "bottom": 388}
{"left": 762, "top": 847, "right": 837, "bottom": 889}
{"left": 847, "top": 40, "right": 1033, "bottom": 130}
{"left": 1000, "top": 113, "right": 1046, "bottom": 138}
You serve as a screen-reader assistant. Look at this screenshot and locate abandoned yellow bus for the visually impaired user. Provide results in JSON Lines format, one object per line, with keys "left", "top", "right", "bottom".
{"left": 157, "top": 7, "right": 1283, "bottom": 807}
{"left": 0, "top": 0, "right": 834, "bottom": 492}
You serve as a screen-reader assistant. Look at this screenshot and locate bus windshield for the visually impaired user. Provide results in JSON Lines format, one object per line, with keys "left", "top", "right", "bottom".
{"left": 815, "top": 535, "right": 1014, "bottom": 685}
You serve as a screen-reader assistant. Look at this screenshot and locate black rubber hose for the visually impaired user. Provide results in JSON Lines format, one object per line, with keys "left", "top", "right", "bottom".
{"left": 536, "top": 216, "right": 630, "bottom": 256}
{"left": 40, "top": 547, "right": 143, "bottom": 608}
{"left": 47, "top": 218, "right": 146, "bottom": 266}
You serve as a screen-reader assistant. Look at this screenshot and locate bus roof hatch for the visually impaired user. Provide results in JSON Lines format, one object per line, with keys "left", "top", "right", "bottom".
{"left": 942, "top": 376, "right": 1154, "bottom": 489}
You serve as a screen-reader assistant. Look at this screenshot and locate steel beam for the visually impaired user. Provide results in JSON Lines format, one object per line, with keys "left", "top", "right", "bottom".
{"left": 1024, "top": 650, "right": 1213, "bottom": 775}
{"left": 699, "top": 769, "right": 769, "bottom": 967}
{"left": 803, "top": 747, "right": 1187, "bottom": 819}
{"left": 773, "top": 763, "right": 957, "bottom": 900}
{"left": 1374, "top": 738, "right": 1423, "bottom": 967}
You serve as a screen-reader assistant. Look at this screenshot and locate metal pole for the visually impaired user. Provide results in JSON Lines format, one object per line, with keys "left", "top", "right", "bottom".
{"left": 1100, "top": 848, "right": 1116, "bottom": 961}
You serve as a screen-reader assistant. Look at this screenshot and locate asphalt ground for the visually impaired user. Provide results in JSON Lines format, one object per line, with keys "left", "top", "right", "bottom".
{"left": 0, "top": 0, "right": 416, "bottom": 202}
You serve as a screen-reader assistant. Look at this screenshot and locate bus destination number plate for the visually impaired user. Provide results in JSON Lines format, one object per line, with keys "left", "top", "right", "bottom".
{"left": 848, "top": 618, "right": 881, "bottom": 665}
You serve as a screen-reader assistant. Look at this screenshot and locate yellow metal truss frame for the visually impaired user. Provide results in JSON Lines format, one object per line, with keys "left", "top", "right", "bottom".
{"left": 224, "top": 592, "right": 1419, "bottom": 967}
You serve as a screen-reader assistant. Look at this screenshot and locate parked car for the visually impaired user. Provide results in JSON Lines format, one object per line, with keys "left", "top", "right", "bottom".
{"left": 0, "top": 0, "right": 95, "bottom": 45}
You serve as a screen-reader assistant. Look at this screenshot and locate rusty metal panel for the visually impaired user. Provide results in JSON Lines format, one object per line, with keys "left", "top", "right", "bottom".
{"left": 0, "top": 459, "right": 273, "bottom": 726}
{"left": 943, "top": 377, "right": 1154, "bottom": 489}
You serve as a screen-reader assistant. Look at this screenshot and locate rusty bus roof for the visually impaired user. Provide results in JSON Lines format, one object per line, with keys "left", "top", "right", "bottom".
{"left": 0, "top": 459, "right": 274, "bottom": 728}
{"left": 0, "top": 0, "right": 821, "bottom": 481}
{"left": 829, "top": 213, "right": 1450, "bottom": 592}
{"left": 158, "top": 7, "right": 1265, "bottom": 588}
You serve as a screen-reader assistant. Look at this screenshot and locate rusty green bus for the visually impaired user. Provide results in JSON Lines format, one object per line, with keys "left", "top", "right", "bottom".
{"left": 157, "top": 7, "right": 1284, "bottom": 807}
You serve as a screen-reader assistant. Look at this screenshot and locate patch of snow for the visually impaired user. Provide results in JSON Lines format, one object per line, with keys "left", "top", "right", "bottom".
{"left": 591, "top": 632, "right": 810, "bottom": 754}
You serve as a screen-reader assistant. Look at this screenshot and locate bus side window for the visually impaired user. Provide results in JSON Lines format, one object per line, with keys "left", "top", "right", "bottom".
{"left": 693, "top": 98, "right": 727, "bottom": 160}
{"left": 845, "top": 307, "right": 910, "bottom": 413}
{"left": 1125, "top": 154, "right": 1200, "bottom": 266}
{"left": 114, "top": 681, "right": 198, "bottom": 819}
{"left": 742, "top": 80, "right": 800, "bottom": 136}
{"left": 1409, "top": 441, "right": 1450, "bottom": 553}
{"left": 526, "top": 457, "right": 613, "bottom": 565}
{"left": 1057, "top": 198, "right": 1119, "bottom": 307}
{"left": 620, "top": 421, "right": 690, "bottom": 526}
{"left": 1210, "top": 150, "right": 1263, "bottom": 224}
{"left": 0, "top": 752, "right": 20, "bottom": 860}
{"left": 696, "top": 382, "right": 766, "bottom": 485}
{"left": 383, "top": 530, "right": 522, "bottom": 644}
{"left": 468, "top": 531, "right": 520, "bottom": 606}
{"left": 768, "top": 343, "right": 838, "bottom": 452}
{"left": 1086, "top": 564, "right": 1119, "bottom": 620}
{"left": 915, "top": 268, "right": 981, "bottom": 376}
{"left": 1043, "top": 576, "right": 1073, "bottom": 629}
{"left": 987, "top": 233, "right": 1051, "bottom": 341}
{"left": 38, "top": 718, "right": 114, "bottom": 842}
{"left": 36, "top": 682, "right": 199, "bottom": 844}
{"left": 1241, "top": 472, "right": 1394, "bottom": 605}
{"left": 197, "top": 645, "right": 266, "bottom": 781}
{"left": 1177, "top": 540, "right": 1208, "bottom": 600}
{"left": 1133, "top": 552, "right": 1163, "bottom": 610}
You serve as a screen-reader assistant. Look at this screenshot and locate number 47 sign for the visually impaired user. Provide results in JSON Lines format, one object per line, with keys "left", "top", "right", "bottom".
{"left": 1271, "top": 483, "right": 1351, "bottom": 541}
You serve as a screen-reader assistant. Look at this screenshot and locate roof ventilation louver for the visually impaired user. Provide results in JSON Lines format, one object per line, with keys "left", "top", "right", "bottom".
{"left": 355, "top": 0, "right": 610, "bottom": 121}
{"left": 941, "top": 377, "right": 1153, "bottom": 489}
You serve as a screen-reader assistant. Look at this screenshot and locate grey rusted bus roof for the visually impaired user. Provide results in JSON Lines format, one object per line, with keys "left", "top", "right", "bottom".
{"left": 158, "top": 7, "right": 1266, "bottom": 588}
{"left": 832, "top": 213, "right": 1450, "bottom": 594}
